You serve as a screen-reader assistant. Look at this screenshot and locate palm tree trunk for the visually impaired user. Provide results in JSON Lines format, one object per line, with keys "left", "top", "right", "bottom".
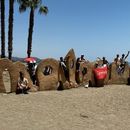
{"left": 8, "top": 0, "right": 14, "bottom": 60}
{"left": 27, "top": 7, "right": 34, "bottom": 58}
{"left": 1, "top": 0, "right": 5, "bottom": 58}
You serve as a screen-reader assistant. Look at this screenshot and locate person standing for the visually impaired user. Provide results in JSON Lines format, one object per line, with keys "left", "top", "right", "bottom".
{"left": 119, "top": 51, "right": 130, "bottom": 74}
{"left": 59, "top": 57, "right": 69, "bottom": 80}
{"left": 31, "top": 62, "right": 37, "bottom": 84}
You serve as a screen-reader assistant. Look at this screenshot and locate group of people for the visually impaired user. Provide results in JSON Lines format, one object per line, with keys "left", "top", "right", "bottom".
{"left": 114, "top": 51, "right": 130, "bottom": 74}
{"left": 59, "top": 55, "right": 87, "bottom": 81}
{"left": 94, "top": 51, "right": 130, "bottom": 74}
{"left": 95, "top": 57, "right": 109, "bottom": 68}
{"left": 58, "top": 55, "right": 87, "bottom": 89}
{"left": 15, "top": 51, "right": 130, "bottom": 94}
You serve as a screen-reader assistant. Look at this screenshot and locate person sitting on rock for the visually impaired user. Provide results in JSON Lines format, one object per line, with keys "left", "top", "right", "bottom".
{"left": 96, "top": 57, "right": 108, "bottom": 67}
{"left": 44, "top": 66, "right": 52, "bottom": 76}
{"left": 16, "top": 72, "right": 30, "bottom": 94}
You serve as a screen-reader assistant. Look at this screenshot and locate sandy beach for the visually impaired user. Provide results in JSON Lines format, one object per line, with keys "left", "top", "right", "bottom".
{"left": 0, "top": 85, "right": 130, "bottom": 130}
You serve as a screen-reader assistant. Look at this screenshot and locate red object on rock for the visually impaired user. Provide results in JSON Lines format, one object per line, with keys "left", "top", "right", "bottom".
{"left": 93, "top": 66, "right": 108, "bottom": 80}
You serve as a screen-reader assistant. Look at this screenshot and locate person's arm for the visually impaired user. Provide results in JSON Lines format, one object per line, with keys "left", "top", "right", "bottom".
{"left": 19, "top": 78, "right": 28, "bottom": 88}
{"left": 25, "top": 78, "right": 29, "bottom": 88}
{"left": 17, "top": 78, "right": 22, "bottom": 89}
{"left": 97, "top": 57, "right": 101, "bottom": 60}
{"left": 125, "top": 51, "right": 130, "bottom": 59}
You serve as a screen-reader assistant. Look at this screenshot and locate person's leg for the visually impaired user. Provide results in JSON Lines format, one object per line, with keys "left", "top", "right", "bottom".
{"left": 57, "top": 81, "right": 64, "bottom": 90}
{"left": 23, "top": 87, "right": 28, "bottom": 94}
{"left": 32, "top": 75, "right": 36, "bottom": 84}
{"left": 119, "top": 64, "right": 125, "bottom": 74}
{"left": 64, "top": 70, "right": 69, "bottom": 81}
{"left": 16, "top": 88, "right": 22, "bottom": 94}
{"left": 117, "top": 65, "right": 121, "bottom": 75}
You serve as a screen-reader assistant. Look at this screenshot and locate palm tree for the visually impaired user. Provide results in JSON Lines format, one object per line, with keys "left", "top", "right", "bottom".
{"left": 0, "top": 0, "right": 5, "bottom": 58}
{"left": 0, "top": 0, "right": 1, "bottom": 38}
{"left": 8, "top": 0, "right": 15, "bottom": 60}
{"left": 18, "top": 0, "right": 48, "bottom": 58}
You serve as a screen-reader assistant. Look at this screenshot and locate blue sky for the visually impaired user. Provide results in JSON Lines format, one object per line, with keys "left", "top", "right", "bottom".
{"left": 3, "top": 0, "right": 130, "bottom": 62}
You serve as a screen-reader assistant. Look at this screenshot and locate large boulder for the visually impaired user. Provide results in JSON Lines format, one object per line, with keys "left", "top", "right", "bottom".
{"left": 64, "top": 48, "right": 77, "bottom": 88}
{"left": 36, "top": 58, "right": 59, "bottom": 90}
{"left": 0, "top": 58, "right": 37, "bottom": 93}
{"left": 0, "top": 59, "right": 13, "bottom": 92}
{"left": 76, "top": 61, "right": 95, "bottom": 86}
{"left": 108, "top": 62, "right": 129, "bottom": 84}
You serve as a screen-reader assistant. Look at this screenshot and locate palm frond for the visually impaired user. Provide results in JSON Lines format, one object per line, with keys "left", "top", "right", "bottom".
{"left": 19, "top": 4, "right": 27, "bottom": 13}
{"left": 17, "top": 0, "right": 29, "bottom": 7}
{"left": 39, "top": 6, "right": 48, "bottom": 15}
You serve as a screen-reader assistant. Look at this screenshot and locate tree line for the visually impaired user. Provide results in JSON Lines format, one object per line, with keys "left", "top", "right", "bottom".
{"left": 0, "top": 0, "right": 48, "bottom": 60}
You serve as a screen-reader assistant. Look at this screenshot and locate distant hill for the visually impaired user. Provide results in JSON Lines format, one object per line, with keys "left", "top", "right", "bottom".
{"left": 12, "top": 57, "right": 24, "bottom": 62}
{"left": 0, "top": 55, "right": 41, "bottom": 63}
{"left": 12, "top": 56, "right": 42, "bottom": 63}
{"left": 0, "top": 55, "right": 42, "bottom": 63}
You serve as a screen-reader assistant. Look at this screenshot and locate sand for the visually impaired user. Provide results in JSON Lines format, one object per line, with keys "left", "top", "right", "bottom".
{"left": 0, "top": 85, "right": 130, "bottom": 130}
